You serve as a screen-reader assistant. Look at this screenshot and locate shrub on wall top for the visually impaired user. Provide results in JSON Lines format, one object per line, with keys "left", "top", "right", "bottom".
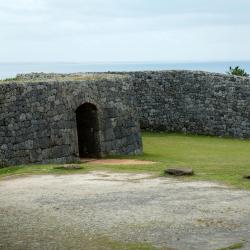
{"left": 227, "top": 66, "right": 249, "bottom": 77}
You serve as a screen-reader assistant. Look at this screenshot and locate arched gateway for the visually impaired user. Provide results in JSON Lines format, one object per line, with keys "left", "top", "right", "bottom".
{"left": 75, "top": 103, "right": 101, "bottom": 158}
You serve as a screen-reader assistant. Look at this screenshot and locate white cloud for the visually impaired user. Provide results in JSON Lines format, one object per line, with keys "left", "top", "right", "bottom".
{"left": 0, "top": 0, "right": 249, "bottom": 62}
{"left": 0, "top": 0, "right": 45, "bottom": 11}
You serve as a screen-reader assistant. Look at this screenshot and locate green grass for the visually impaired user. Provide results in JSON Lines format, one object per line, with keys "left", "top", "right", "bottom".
{"left": 58, "top": 233, "right": 161, "bottom": 250}
{"left": 80, "top": 236, "right": 162, "bottom": 250}
{"left": 217, "top": 242, "right": 244, "bottom": 250}
{"left": 1, "top": 132, "right": 250, "bottom": 189}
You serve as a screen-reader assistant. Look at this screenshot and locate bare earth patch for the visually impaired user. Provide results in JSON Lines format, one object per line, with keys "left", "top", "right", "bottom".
{"left": 0, "top": 172, "right": 250, "bottom": 250}
{"left": 82, "top": 158, "right": 156, "bottom": 165}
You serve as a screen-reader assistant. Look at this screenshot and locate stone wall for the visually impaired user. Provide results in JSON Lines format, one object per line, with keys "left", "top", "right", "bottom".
{"left": 0, "top": 74, "right": 142, "bottom": 166}
{"left": 1, "top": 70, "right": 250, "bottom": 166}
{"left": 132, "top": 70, "right": 250, "bottom": 138}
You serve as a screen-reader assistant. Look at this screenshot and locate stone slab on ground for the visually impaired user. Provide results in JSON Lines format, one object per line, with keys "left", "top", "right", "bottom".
{"left": 53, "top": 165, "right": 84, "bottom": 170}
{"left": 165, "top": 168, "right": 194, "bottom": 176}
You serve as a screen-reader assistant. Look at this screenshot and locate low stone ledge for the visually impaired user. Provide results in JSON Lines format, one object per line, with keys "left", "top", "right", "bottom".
{"left": 53, "top": 165, "right": 84, "bottom": 170}
{"left": 244, "top": 174, "right": 250, "bottom": 180}
{"left": 164, "top": 168, "right": 194, "bottom": 176}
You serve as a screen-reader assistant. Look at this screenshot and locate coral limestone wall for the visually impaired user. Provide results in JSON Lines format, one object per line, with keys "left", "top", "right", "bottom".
{"left": 132, "top": 70, "right": 250, "bottom": 138}
{"left": 0, "top": 74, "right": 142, "bottom": 166}
{"left": 1, "top": 70, "right": 250, "bottom": 166}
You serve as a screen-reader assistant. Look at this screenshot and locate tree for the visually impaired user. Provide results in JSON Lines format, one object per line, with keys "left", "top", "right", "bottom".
{"left": 227, "top": 66, "right": 249, "bottom": 77}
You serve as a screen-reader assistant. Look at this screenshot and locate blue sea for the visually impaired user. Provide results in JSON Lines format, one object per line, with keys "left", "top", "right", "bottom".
{"left": 0, "top": 61, "right": 250, "bottom": 79}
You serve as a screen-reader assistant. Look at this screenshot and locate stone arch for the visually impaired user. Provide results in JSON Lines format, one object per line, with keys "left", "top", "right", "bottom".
{"left": 75, "top": 103, "right": 101, "bottom": 158}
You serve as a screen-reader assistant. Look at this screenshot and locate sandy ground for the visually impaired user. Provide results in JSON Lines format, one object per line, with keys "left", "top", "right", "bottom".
{"left": 0, "top": 172, "right": 250, "bottom": 250}
{"left": 81, "top": 159, "right": 156, "bottom": 165}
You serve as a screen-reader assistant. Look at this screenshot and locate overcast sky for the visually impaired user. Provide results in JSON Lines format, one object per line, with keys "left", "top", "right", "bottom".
{"left": 1, "top": 0, "right": 250, "bottom": 63}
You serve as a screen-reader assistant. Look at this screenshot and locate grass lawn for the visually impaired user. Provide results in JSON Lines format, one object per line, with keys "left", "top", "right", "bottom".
{"left": 1, "top": 132, "right": 250, "bottom": 189}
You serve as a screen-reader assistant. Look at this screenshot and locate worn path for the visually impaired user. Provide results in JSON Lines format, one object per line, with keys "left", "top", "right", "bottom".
{"left": 0, "top": 172, "right": 250, "bottom": 250}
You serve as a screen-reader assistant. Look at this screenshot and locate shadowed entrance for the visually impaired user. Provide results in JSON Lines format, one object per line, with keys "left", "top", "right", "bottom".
{"left": 76, "top": 103, "right": 100, "bottom": 158}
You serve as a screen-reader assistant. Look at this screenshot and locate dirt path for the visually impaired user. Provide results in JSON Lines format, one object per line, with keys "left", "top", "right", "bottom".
{"left": 0, "top": 172, "right": 250, "bottom": 250}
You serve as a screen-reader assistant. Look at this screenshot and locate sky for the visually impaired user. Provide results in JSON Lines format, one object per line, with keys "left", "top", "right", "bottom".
{"left": 0, "top": 0, "right": 250, "bottom": 63}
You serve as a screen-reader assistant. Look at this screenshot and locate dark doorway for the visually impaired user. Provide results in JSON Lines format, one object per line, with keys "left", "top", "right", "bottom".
{"left": 76, "top": 103, "right": 100, "bottom": 158}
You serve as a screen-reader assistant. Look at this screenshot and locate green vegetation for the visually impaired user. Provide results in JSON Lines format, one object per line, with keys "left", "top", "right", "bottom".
{"left": 217, "top": 242, "right": 244, "bottom": 250}
{"left": 0, "top": 73, "right": 127, "bottom": 83}
{"left": 1, "top": 132, "right": 250, "bottom": 189}
{"left": 0, "top": 76, "right": 19, "bottom": 82}
{"left": 227, "top": 66, "right": 249, "bottom": 77}
{"left": 61, "top": 234, "right": 160, "bottom": 250}
{"left": 81, "top": 236, "right": 161, "bottom": 250}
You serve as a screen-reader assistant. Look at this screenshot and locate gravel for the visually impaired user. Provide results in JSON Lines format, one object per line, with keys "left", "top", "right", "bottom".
{"left": 0, "top": 172, "right": 250, "bottom": 250}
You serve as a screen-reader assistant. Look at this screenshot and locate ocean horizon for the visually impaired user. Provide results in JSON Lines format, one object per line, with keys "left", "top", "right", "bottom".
{"left": 1, "top": 61, "right": 250, "bottom": 79}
